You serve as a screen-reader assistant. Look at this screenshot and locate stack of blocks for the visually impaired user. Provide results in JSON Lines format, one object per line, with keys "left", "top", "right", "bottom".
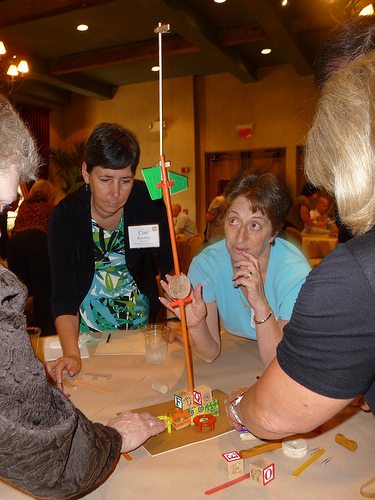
{"left": 171, "top": 385, "right": 219, "bottom": 429}
{"left": 222, "top": 452, "right": 275, "bottom": 487}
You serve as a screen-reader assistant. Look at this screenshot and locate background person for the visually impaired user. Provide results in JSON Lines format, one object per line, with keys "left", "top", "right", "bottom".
{"left": 7, "top": 179, "right": 56, "bottom": 335}
{"left": 47, "top": 123, "right": 173, "bottom": 385}
{"left": 225, "top": 19, "right": 375, "bottom": 439}
{"left": 0, "top": 96, "right": 166, "bottom": 500}
{"left": 161, "top": 171, "right": 310, "bottom": 367}
{"left": 172, "top": 203, "right": 198, "bottom": 239}
{"left": 285, "top": 182, "right": 320, "bottom": 232}
{"left": 205, "top": 179, "right": 229, "bottom": 244}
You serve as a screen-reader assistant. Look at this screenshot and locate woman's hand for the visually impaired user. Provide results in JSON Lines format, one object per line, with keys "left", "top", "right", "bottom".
{"left": 107, "top": 411, "right": 166, "bottom": 452}
{"left": 159, "top": 274, "right": 207, "bottom": 329}
{"left": 232, "top": 252, "right": 267, "bottom": 310}
{"left": 45, "top": 355, "right": 82, "bottom": 385}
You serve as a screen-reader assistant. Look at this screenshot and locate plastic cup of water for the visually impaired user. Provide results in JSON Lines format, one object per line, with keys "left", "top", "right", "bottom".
{"left": 143, "top": 323, "right": 169, "bottom": 365}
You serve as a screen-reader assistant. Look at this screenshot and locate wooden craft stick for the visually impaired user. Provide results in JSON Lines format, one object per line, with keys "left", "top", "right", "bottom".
{"left": 335, "top": 433, "right": 358, "bottom": 452}
{"left": 72, "top": 379, "right": 112, "bottom": 393}
{"left": 205, "top": 473, "right": 250, "bottom": 495}
{"left": 239, "top": 442, "right": 282, "bottom": 459}
{"left": 292, "top": 448, "right": 326, "bottom": 477}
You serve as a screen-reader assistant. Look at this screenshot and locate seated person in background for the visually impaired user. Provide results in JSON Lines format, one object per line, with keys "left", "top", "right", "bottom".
{"left": 0, "top": 95, "right": 165, "bottom": 500}
{"left": 225, "top": 17, "right": 375, "bottom": 439}
{"left": 285, "top": 182, "right": 320, "bottom": 231}
{"left": 205, "top": 179, "right": 229, "bottom": 244}
{"left": 46, "top": 123, "right": 173, "bottom": 386}
{"left": 172, "top": 203, "right": 198, "bottom": 239}
{"left": 7, "top": 179, "right": 56, "bottom": 335}
{"left": 308, "top": 195, "right": 337, "bottom": 232}
{"left": 161, "top": 171, "right": 311, "bottom": 367}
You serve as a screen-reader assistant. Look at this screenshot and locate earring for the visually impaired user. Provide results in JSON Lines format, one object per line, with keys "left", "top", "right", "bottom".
{"left": 85, "top": 183, "right": 89, "bottom": 192}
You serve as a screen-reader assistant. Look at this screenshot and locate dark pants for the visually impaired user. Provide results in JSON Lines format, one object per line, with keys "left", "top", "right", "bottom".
{"left": 7, "top": 230, "right": 55, "bottom": 336}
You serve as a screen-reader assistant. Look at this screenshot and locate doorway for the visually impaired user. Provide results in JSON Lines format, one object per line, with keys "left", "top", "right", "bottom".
{"left": 205, "top": 147, "right": 286, "bottom": 209}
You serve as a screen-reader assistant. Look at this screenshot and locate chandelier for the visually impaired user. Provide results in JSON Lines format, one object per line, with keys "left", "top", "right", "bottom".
{"left": 0, "top": 40, "right": 29, "bottom": 95}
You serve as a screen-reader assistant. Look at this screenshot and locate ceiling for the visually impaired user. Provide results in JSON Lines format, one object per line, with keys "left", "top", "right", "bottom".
{"left": 0, "top": 0, "right": 356, "bottom": 107}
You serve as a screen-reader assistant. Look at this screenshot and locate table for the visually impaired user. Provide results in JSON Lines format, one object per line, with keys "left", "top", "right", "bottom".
{"left": 301, "top": 232, "right": 338, "bottom": 259}
{"left": 1, "top": 331, "right": 374, "bottom": 499}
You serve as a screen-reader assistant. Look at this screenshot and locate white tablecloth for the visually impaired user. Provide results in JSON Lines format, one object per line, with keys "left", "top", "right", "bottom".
{"left": 1, "top": 331, "right": 374, "bottom": 499}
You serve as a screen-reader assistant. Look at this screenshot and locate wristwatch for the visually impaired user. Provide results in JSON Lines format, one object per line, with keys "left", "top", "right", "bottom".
{"left": 228, "top": 391, "right": 246, "bottom": 426}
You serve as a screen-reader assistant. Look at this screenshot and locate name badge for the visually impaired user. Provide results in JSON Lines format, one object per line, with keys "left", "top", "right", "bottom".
{"left": 128, "top": 224, "right": 160, "bottom": 248}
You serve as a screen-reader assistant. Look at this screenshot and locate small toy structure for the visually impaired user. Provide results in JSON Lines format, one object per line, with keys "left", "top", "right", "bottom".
{"left": 157, "top": 415, "right": 173, "bottom": 433}
{"left": 249, "top": 458, "right": 275, "bottom": 487}
{"left": 204, "top": 397, "right": 219, "bottom": 416}
{"left": 193, "top": 413, "right": 216, "bottom": 432}
{"left": 193, "top": 385, "right": 212, "bottom": 406}
{"left": 174, "top": 390, "right": 195, "bottom": 410}
{"left": 222, "top": 451, "right": 244, "bottom": 479}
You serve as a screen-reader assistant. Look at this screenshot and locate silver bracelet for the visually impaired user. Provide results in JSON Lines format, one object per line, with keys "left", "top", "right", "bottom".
{"left": 253, "top": 308, "right": 273, "bottom": 325}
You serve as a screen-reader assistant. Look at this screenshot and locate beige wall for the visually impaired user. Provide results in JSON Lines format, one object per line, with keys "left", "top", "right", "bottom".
{"left": 50, "top": 64, "right": 318, "bottom": 231}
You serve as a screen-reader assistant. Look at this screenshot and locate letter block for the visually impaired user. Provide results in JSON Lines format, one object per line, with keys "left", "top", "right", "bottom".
{"left": 249, "top": 459, "right": 274, "bottom": 486}
{"left": 222, "top": 451, "right": 244, "bottom": 479}
{"left": 204, "top": 397, "right": 219, "bottom": 416}
{"left": 189, "top": 405, "right": 205, "bottom": 424}
{"left": 193, "top": 385, "right": 212, "bottom": 406}
{"left": 174, "top": 390, "right": 195, "bottom": 410}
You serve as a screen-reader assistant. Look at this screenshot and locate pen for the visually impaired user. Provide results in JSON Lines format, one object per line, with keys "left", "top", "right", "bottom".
{"left": 106, "top": 333, "right": 111, "bottom": 343}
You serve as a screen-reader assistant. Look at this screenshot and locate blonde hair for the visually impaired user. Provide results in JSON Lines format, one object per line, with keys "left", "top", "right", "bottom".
{"left": 0, "top": 96, "right": 40, "bottom": 182}
{"left": 305, "top": 50, "right": 375, "bottom": 235}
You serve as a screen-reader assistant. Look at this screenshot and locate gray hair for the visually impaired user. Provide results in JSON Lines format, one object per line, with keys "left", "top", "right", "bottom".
{"left": 0, "top": 96, "right": 40, "bottom": 181}
{"left": 305, "top": 50, "right": 375, "bottom": 235}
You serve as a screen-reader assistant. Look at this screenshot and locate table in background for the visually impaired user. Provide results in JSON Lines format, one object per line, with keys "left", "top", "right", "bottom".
{"left": 0, "top": 331, "right": 374, "bottom": 500}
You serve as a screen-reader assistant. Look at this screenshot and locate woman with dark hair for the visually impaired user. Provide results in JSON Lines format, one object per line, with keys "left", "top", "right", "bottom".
{"left": 161, "top": 171, "right": 310, "bottom": 367}
{"left": 47, "top": 123, "right": 173, "bottom": 385}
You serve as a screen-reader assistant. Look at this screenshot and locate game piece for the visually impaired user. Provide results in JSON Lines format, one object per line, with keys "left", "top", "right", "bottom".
{"left": 222, "top": 451, "right": 244, "bottom": 479}
{"left": 291, "top": 448, "right": 325, "bottom": 477}
{"left": 335, "top": 433, "right": 358, "bottom": 452}
{"left": 174, "top": 390, "right": 195, "bottom": 410}
{"left": 239, "top": 442, "right": 282, "bottom": 459}
{"left": 282, "top": 439, "right": 309, "bottom": 458}
{"left": 249, "top": 458, "right": 275, "bottom": 486}
{"left": 152, "top": 381, "right": 169, "bottom": 394}
{"left": 193, "top": 413, "right": 216, "bottom": 432}
{"left": 204, "top": 397, "right": 219, "bottom": 416}
{"left": 193, "top": 385, "right": 212, "bottom": 406}
{"left": 189, "top": 405, "right": 205, "bottom": 424}
{"left": 157, "top": 415, "right": 172, "bottom": 433}
{"left": 205, "top": 473, "right": 250, "bottom": 495}
{"left": 169, "top": 407, "right": 191, "bottom": 430}
{"left": 168, "top": 274, "right": 191, "bottom": 299}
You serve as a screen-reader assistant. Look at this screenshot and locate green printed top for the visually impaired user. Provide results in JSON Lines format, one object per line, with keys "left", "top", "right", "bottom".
{"left": 79, "top": 215, "right": 149, "bottom": 335}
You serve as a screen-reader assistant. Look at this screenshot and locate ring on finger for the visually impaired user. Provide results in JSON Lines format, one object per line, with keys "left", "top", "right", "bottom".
{"left": 245, "top": 272, "right": 252, "bottom": 278}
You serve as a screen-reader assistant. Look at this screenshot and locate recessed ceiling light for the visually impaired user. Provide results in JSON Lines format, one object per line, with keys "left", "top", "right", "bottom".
{"left": 281, "top": 0, "right": 288, "bottom": 6}
{"left": 213, "top": 0, "right": 226, "bottom": 3}
{"left": 151, "top": 66, "right": 160, "bottom": 72}
{"left": 261, "top": 48, "right": 272, "bottom": 55}
{"left": 77, "top": 24, "right": 89, "bottom": 31}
